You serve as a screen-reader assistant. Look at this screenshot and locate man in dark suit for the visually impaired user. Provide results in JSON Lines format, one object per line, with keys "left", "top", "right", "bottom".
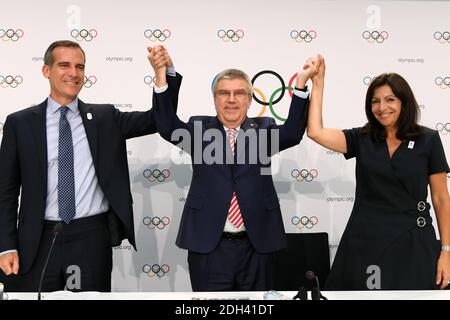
{"left": 149, "top": 48, "right": 319, "bottom": 291}
{"left": 0, "top": 40, "right": 180, "bottom": 292}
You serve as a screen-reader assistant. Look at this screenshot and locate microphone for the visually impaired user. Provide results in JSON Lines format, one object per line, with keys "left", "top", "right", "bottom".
{"left": 293, "top": 286, "right": 307, "bottom": 300}
{"left": 305, "top": 270, "right": 328, "bottom": 300}
{"left": 37, "top": 222, "right": 62, "bottom": 301}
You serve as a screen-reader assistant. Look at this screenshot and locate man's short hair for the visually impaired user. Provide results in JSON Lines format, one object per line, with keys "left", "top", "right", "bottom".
{"left": 212, "top": 69, "right": 253, "bottom": 95}
{"left": 44, "top": 40, "right": 86, "bottom": 66}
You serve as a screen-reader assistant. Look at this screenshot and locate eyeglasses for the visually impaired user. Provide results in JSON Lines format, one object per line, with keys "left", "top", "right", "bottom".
{"left": 215, "top": 89, "right": 250, "bottom": 99}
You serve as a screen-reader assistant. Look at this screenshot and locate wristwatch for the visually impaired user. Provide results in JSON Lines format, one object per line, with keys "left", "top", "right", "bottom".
{"left": 295, "top": 85, "right": 308, "bottom": 92}
{"left": 442, "top": 245, "right": 450, "bottom": 252}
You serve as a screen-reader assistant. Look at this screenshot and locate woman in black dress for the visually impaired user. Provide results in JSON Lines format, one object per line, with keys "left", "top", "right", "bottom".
{"left": 307, "top": 55, "right": 450, "bottom": 290}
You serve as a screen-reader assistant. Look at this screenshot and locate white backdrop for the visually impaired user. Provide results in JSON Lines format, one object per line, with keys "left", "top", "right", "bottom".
{"left": 1, "top": 0, "right": 449, "bottom": 291}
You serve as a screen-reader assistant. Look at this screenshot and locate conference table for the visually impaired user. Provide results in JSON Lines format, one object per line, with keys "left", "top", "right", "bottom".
{"left": 4, "top": 290, "right": 450, "bottom": 300}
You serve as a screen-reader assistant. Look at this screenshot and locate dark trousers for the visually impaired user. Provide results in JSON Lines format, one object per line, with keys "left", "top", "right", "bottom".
{"left": 188, "top": 235, "right": 274, "bottom": 291}
{"left": 0, "top": 213, "right": 112, "bottom": 292}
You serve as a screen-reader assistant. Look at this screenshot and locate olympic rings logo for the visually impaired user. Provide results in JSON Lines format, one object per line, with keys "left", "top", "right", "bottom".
{"left": 291, "top": 215, "right": 318, "bottom": 230}
{"left": 436, "top": 123, "right": 450, "bottom": 135}
{"left": 143, "top": 216, "right": 171, "bottom": 230}
{"left": 83, "top": 76, "right": 97, "bottom": 88}
{"left": 144, "top": 29, "right": 171, "bottom": 42}
{"left": 217, "top": 29, "right": 244, "bottom": 42}
{"left": 143, "top": 168, "right": 171, "bottom": 183}
{"left": 291, "top": 168, "right": 318, "bottom": 182}
{"left": 363, "top": 76, "right": 374, "bottom": 86}
{"left": 71, "top": 29, "right": 98, "bottom": 42}
{"left": 434, "top": 31, "right": 450, "bottom": 44}
{"left": 362, "top": 30, "right": 389, "bottom": 43}
{"left": 142, "top": 264, "right": 170, "bottom": 278}
{"left": 0, "top": 75, "right": 23, "bottom": 88}
{"left": 0, "top": 28, "right": 24, "bottom": 41}
{"left": 435, "top": 77, "right": 450, "bottom": 89}
{"left": 290, "top": 30, "right": 317, "bottom": 43}
{"left": 250, "top": 70, "right": 303, "bottom": 122}
{"left": 144, "top": 75, "right": 157, "bottom": 87}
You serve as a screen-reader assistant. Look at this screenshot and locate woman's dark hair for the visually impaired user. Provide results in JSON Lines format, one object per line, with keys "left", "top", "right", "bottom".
{"left": 362, "top": 73, "right": 421, "bottom": 141}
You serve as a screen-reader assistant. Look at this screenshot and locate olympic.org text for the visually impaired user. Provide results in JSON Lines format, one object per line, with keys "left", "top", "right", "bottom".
{"left": 398, "top": 57, "right": 424, "bottom": 63}
{"left": 169, "top": 122, "right": 281, "bottom": 175}
{"left": 106, "top": 56, "right": 133, "bottom": 62}
{"left": 326, "top": 197, "right": 354, "bottom": 202}
{"left": 326, "top": 150, "right": 342, "bottom": 155}
{"left": 32, "top": 57, "right": 44, "bottom": 62}
{"left": 113, "top": 245, "right": 132, "bottom": 250}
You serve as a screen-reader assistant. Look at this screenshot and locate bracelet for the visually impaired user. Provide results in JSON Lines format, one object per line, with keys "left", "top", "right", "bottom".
{"left": 442, "top": 245, "right": 450, "bottom": 252}
{"left": 294, "top": 85, "right": 308, "bottom": 92}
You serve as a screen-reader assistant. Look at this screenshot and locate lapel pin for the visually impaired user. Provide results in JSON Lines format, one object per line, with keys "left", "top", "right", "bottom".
{"left": 408, "top": 141, "right": 415, "bottom": 149}
{"left": 87, "top": 112, "right": 93, "bottom": 120}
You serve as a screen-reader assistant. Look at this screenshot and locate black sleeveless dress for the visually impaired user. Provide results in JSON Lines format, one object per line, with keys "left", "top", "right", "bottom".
{"left": 325, "top": 127, "right": 449, "bottom": 290}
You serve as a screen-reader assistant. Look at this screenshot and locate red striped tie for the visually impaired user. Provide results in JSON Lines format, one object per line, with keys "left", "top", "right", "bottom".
{"left": 227, "top": 129, "right": 244, "bottom": 228}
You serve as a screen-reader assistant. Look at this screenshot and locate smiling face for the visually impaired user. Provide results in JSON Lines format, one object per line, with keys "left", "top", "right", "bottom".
{"left": 371, "top": 84, "right": 402, "bottom": 130}
{"left": 214, "top": 78, "right": 252, "bottom": 129}
{"left": 42, "top": 46, "right": 85, "bottom": 106}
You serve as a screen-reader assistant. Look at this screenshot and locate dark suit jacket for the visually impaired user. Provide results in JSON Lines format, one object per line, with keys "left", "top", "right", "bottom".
{"left": 0, "top": 74, "right": 182, "bottom": 274}
{"left": 153, "top": 82, "right": 309, "bottom": 254}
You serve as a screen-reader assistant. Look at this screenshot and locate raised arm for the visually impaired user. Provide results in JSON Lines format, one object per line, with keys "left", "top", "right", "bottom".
{"left": 148, "top": 46, "right": 192, "bottom": 150}
{"left": 115, "top": 46, "right": 181, "bottom": 138}
{"left": 272, "top": 56, "right": 319, "bottom": 153}
{"left": 147, "top": 45, "right": 169, "bottom": 87}
{"left": 307, "top": 55, "right": 347, "bottom": 153}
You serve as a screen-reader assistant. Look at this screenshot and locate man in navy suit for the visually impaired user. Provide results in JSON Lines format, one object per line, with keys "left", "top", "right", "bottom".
{"left": 0, "top": 40, "right": 180, "bottom": 292}
{"left": 149, "top": 47, "right": 319, "bottom": 291}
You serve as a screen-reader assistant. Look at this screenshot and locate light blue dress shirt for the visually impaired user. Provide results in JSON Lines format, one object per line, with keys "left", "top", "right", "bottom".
{"left": 45, "top": 96, "right": 109, "bottom": 220}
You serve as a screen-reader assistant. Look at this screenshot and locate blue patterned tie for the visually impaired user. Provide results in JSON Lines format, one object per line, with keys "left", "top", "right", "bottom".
{"left": 58, "top": 106, "right": 76, "bottom": 223}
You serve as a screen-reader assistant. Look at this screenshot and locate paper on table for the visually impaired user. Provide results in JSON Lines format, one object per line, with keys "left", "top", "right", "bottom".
{"left": 42, "top": 290, "right": 101, "bottom": 300}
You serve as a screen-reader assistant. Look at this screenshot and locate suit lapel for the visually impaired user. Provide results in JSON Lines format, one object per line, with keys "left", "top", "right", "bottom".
{"left": 30, "top": 100, "right": 49, "bottom": 186}
{"left": 78, "top": 100, "right": 99, "bottom": 166}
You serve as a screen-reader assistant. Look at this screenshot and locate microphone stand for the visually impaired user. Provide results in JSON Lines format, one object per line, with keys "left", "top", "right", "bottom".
{"left": 37, "top": 223, "right": 62, "bottom": 300}
{"left": 306, "top": 270, "right": 328, "bottom": 300}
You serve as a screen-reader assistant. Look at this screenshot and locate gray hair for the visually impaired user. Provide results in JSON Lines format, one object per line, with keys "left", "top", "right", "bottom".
{"left": 212, "top": 69, "right": 253, "bottom": 95}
